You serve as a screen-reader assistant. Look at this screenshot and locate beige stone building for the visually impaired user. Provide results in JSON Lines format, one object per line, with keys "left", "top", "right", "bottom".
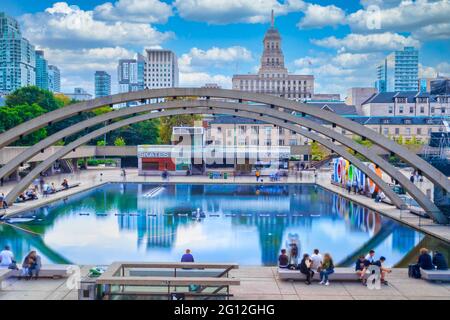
{"left": 232, "top": 12, "right": 314, "bottom": 100}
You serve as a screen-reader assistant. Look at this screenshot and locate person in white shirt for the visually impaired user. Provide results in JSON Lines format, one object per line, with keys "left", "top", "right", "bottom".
{"left": 0, "top": 245, "right": 17, "bottom": 269}
{"left": 365, "top": 249, "right": 376, "bottom": 264}
{"left": 310, "top": 248, "right": 323, "bottom": 272}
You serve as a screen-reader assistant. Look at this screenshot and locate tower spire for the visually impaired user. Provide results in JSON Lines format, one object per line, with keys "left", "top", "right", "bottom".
{"left": 271, "top": 9, "right": 274, "bottom": 27}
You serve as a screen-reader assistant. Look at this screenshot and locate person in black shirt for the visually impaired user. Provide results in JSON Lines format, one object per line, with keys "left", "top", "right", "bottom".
{"left": 299, "top": 253, "right": 314, "bottom": 285}
{"left": 432, "top": 251, "right": 448, "bottom": 270}
{"left": 417, "top": 248, "right": 434, "bottom": 270}
{"left": 278, "top": 249, "right": 289, "bottom": 269}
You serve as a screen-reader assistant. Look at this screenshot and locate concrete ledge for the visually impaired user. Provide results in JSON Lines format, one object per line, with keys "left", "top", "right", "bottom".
{"left": 278, "top": 268, "right": 362, "bottom": 281}
{"left": 420, "top": 268, "right": 450, "bottom": 281}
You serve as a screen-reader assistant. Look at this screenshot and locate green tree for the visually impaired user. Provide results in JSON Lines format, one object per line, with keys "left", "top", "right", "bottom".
{"left": 114, "top": 137, "right": 126, "bottom": 146}
{"left": 6, "top": 86, "right": 62, "bottom": 111}
{"left": 0, "top": 103, "right": 47, "bottom": 146}
{"left": 96, "top": 140, "right": 106, "bottom": 146}
{"left": 310, "top": 141, "right": 327, "bottom": 161}
{"left": 159, "top": 115, "right": 202, "bottom": 144}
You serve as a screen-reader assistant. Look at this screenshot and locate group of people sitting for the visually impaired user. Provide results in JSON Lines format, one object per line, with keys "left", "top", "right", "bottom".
{"left": 354, "top": 250, "right": 391, "bottom": 285}
{"left": 415, "top": 248, "right": 448, "bottom": 272}
{"left": 279, "top": 247, "right": 390, "bottom": 286}
{"left": 0, "top": 245, "right": 42, "bottom": 280}
{"left": 16, "top": 178, "right": 70, "bottom": 202}
{"left": 278, "top": 246, "right": 335, "bottom": 286}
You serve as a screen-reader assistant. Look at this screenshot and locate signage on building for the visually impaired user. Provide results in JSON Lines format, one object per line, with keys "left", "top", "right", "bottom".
{"left": 138, "top": 151, "right": 171, "bottom": 158}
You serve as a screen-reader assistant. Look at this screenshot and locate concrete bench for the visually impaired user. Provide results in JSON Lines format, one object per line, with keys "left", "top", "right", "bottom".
{"left": 0, "top": 268, "right": 14, "bottom": 289}
{"left": 278, "top": 267, "right": 363, "bottom": 281}
{"left": 420, "top": 268, "right": 450, "bottom": 281}
{"left": 0, "top": 264, "right": 74, "bottom": 289}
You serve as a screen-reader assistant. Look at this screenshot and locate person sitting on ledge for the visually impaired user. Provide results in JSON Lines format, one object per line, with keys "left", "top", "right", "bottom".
{"left": 299, "top": 253, "right": 314, "bottom": 285}
{"left": 51, "top": 182, "right": 56, "bottom": 193}
{"left": 432, "top": 251, "right": 448, "bottom": 270}
{"left": 417, "top": 248, "right": 434, "bottom": 270}
{"left": 61, "top": 179, "right": 69, "bottom": 189}
{"left": 374, "top": 256, "right": 392, "bottom": 285}
{"left": 25, "top": 188, "right": 38, "bottom": 200}
{"left": 319, "top": 253, "right": 334, "bottom": 286}
{"left": 0, "top": 193, "right": 7, "bottom": 209}
{"left": 278, "top": 249, "right": 289, "bottom": 269}
{"left": 375, "top": 191, "right": 385, "bottom": 203}
{"left": 181, "top": 249, "right": 194, "bottom": 263}
{"left": 355, "top": 255, "right": 367, "bottom": 282}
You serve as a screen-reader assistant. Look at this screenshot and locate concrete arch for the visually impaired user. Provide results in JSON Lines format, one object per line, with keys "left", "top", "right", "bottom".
{"left": 2, "top": 100, "right": 446, "bottom": 222}
{"left": 0, "top": 88, "right": 450, "bottom": 199}
{"left": 5, "top": 107, "right": 404, "bottom": 217}
{"left": 0, "top": 88, "right": 448, "bottom": 196}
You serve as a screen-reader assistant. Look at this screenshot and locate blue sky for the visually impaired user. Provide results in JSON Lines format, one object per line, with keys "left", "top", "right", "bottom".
{"left": 2, "top": 0, "right": 449, "bottom": 97}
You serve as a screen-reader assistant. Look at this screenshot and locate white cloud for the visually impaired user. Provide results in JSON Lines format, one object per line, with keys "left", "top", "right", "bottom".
{"left": 413, "top": 23, "right": 450, "bottom": 40}
{"left": 294, "top": 52, "right": 383, "bottom": 98}
{"left": 179, "top": 72, "right": 232, "bottom": 88}
{"left": 93, "top": 0, "right": 173, "bottom": 24}
{"left": 174, "top": 0, "right": 305, "bottom": 24}
{"left": 348, "top": 0, "right": 450, "bottom": 38}
{"left": 21, "top": 2, "right": 173, "bottom": 49}
{"left": 420, "top": 62, "right": 450, "bottom": 78}
{"left": 312, "top": 32, "right": 420, "bottom": 53}
{"left": 332, "top": 53, "right": 371, "bottom": 68}
{"left": 178, "top": 46, "right": 252, "bottom": 89}
{"left": 44, "top": 46, "right": 136, "bottom": 94}
{"left": 297, "top": 3, "right": 345, "bottom": 29}
{"left": 179, "top": 46, "right": 252, "bottom": 72}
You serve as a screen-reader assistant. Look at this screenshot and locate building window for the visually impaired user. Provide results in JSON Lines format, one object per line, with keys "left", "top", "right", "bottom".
{"left": 420, "top": 106, "right": 424, "bottom": 113}
{"left": 388, "top": 106, "right": 393, "bottom": 114}
{"left": 239, "top": 126, "right": 246, "bottom": 134}
{"left": 417, "top": 128, "right": 422, "bottom": 135}
{"left": 265, "top": 139, "right": 272, "bottom": 146}
{"left": 278, "top": 139, "right": 285, "bottom": 146}
{"left": 409, "top": 106, "right": 414, "bottom": 113}
{"left": 399, "top": 106, "right": 404, "bottom": 114}
{"left": 405, "top": 128, "right": 411, "bottom": 135}
{"left": 289, "top": 139, "right": 297, "bottom": 146}
{"left": 278, "top": 127, "right": 284, "bottom": 135}
{"left": 395, "top": 128, "right": 400, "bottom": 135}
{"left": 441, "top": 107, "right": 446, "bottom": 114}
{"left": 383, "top": 128, "right": 389, "bottom": 136}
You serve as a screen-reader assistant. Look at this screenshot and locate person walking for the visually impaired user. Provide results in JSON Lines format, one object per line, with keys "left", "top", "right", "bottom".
{"left": 255, "top": 170, "right": 261, "bottom": 182}
{"left": 319, "top": 253, "right": 335, "bottom": 286}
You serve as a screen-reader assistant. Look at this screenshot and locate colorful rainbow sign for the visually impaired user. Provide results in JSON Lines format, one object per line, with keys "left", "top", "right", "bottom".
{"left": 332, "top": 157, "right": 382, "bottom": 193}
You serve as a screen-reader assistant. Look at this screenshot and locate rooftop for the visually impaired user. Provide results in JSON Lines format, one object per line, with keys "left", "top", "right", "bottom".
{"left": 363, "top": 91, "right": 450, "bottom": 104}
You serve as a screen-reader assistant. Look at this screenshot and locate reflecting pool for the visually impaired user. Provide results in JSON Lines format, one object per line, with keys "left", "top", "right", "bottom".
{"left": 1, "top": 183, "right": 448, "bottom": 266}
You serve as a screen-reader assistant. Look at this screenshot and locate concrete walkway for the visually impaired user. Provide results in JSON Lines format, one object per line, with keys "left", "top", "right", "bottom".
{"left": 1, "top": 266, "right": 449, "bottom": 300}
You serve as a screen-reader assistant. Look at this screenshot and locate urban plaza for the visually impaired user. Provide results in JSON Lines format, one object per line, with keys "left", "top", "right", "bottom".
{"left": 0, "top": 0, "right": 449, "bottom": 311}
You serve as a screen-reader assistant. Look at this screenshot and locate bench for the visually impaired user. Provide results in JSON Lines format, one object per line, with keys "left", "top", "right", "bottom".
{"left": 0, "top": 268, "right": 13, "bottom": 289}
{"left": 278, "top": 267, "right": 364, "bottom": 281}
{"left": 0, "top": 264, "right": 74, "bottom": 289}
{"left": 420, "top": 268, "right": 450, "bottom": 282}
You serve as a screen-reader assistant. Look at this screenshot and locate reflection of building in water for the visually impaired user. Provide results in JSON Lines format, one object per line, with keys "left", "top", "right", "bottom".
{"left": 392, "top": 228, "right": 418, "bottom": 253}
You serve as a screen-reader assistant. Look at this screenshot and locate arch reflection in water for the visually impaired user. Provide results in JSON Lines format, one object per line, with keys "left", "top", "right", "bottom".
{"left": 0, "top": 183, "right": 448, "bottom": 266}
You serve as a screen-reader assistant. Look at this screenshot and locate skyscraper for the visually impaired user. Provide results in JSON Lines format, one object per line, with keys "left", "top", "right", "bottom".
{"left": 232, "top": 11, "right": 314, "bottom": 100}
{"left": 375, "top": 46, "right": 418, "bottom": 92}
{"left": 118, "top": 54, "right": 145, "bottom": 93}
{"left": 35, "top": 50, "right": 49, "bottom": 90}
{"left": 0, "top": 12, "right": 35, "bottom": 94}
{"left": 48, "top": 65, "right": 61, "bottom": 93}
{"left": 144, "top": 49, "right": 179, "bottom": 89}
{"left": 95, "top": 71, "right": 111, "bottom": 98}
